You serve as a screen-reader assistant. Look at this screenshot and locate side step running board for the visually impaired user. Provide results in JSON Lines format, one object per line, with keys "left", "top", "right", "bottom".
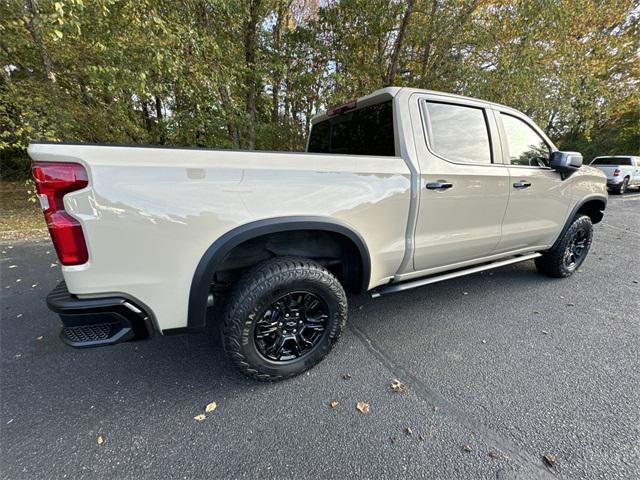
{"left": 371, "top": 253, "right": 542, "bottom": 298}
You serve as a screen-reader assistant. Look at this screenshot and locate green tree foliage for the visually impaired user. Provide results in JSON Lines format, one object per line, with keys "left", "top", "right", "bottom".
{"left": 1, "top": 0, "right": 638, "bottom": 175}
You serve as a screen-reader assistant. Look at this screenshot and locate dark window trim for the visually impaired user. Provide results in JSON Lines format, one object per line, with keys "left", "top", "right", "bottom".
{"left": 421, "top": 99, "right": 495, "bottom": 166}
{"left": 499, "top": 112, "right": 552, "bottom": 168}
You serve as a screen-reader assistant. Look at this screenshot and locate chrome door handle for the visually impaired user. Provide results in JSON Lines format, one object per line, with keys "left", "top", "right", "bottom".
{"left": 513, "top": 181, "right": 532, "bottom": 189}
{"left": 426, "top": 181, "right": 453, "bottom": 190}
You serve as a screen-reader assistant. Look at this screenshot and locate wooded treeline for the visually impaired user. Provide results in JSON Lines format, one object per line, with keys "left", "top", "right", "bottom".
{"left": 1, "top": 0, "right": 638, "bottom": 177}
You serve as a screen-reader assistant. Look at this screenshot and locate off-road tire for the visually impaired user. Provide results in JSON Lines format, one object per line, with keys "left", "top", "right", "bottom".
{"left": 222, "top": 257, "right": 347, "bottom": 382}
{"left": 535, "top": 215, "right": 593, "bottom": 278}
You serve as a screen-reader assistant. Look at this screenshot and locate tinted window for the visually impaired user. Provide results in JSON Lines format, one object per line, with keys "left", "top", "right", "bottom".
{"left": 501, "top": 114, "right": 550, "bottom": 167}
{"left": 425, "top": 102, "right": 491, "bottom": 164}
{"left": 591, "top": 157, "right": 632, "bottom": 166}
{"left": 307, "top": 101, "right": 395, "bottom": 156}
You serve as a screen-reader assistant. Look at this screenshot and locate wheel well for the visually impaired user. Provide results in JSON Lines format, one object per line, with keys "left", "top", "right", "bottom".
{"left": 576, "top": 199, "right": 605, "bottom": 224}
{"left": 188, "top": 218, "right": 371, "bottom": 330}
{"left": 212, "top": 230, "right": 365, "bottom": 294}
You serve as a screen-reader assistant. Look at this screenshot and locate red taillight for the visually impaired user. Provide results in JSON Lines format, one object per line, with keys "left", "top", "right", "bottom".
{"left": 32, "top": 162, "right": 89, "bottom": 265}
{"left": 613, "top": 169, "right": 620, "bottom": 177}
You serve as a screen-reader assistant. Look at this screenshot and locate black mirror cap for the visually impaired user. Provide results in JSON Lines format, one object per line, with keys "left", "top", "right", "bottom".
{"left": 550, "top": 151, "right": 583, "bottom": 175}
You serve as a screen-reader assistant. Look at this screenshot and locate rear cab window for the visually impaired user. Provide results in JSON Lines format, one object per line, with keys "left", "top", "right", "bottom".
{"left": 591, "top": 157, "right": 632, "bottom": 166}
{"left": 307, "top": 101, "right": 395, "bottom": 156}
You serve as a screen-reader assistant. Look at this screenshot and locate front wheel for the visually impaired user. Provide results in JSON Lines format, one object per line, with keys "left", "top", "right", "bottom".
{"left": 222, "top": 257, "right": 347, "bottom": 382}
{"left": 535, "top": 215, "right": 593, "bottom": 278}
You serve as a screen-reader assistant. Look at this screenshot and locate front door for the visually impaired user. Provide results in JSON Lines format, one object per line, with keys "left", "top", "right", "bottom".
{"left": 494, "top": 111, "right": 571, "bottom": 252}
{"left": 412, "top": 98, "right": 510, "bottom": 272}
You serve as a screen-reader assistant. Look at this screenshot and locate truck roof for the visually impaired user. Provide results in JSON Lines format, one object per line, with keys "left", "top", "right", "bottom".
{"left": 311, "top": 87, "right": 516, "bottom": 124}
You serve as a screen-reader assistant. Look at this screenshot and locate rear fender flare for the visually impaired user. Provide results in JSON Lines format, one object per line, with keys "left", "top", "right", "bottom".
{"left": 187, "top": 217, "right": 371, "bottom": 329}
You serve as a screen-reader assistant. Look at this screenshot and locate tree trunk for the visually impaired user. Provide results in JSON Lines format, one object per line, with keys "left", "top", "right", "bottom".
{"left": 419, "top": 0, "right": 439, "bottom": 82}
{"left": 155, "top": 95, "right": 165, "bottom": 144}
{"left": 219, "top": 85, "right": 240, "bottom": 149}
{"left": 24, "top": 0, "right": 57, "bottom": 86}
{"left": 384, "top": 0, "right": 415, "bottom": 87}
{"left": 244, "top": 0, "right": 263, "bottom": 150}
{"left": 271, "top": 3, "right": 287, "bottom": 125}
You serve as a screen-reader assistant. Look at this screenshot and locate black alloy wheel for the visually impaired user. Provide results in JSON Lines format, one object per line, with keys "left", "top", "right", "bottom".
{"left": 254, "top": 291, "right": 329, "bottom": 362}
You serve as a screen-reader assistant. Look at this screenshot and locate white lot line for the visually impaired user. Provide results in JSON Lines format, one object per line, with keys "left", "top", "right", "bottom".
{"left": 603, "top": 222, "right": 640, "bottom": 236}
{"left": 602, "top": 194, "right": 640, "bottom": 236}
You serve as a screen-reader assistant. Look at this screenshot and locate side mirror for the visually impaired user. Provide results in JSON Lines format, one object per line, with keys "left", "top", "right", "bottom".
{"left": 550, "top": 151, "right": 583, "bottom": 177}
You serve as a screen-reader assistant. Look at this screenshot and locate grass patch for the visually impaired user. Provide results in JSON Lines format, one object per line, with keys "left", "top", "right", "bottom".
{"left": 1, "top": 181, "right": 48, "bottom": 241}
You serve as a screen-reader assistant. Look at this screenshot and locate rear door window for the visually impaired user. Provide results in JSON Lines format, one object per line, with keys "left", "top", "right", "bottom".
{"left": 424, "top": 102, "right": 492, "bottom": 164}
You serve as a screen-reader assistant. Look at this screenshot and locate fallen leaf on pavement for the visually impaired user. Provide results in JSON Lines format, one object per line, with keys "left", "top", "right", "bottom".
{"left": 329, "top": 400, "right": 338, "bottom": 408}
{"left": 463, "top": 444, "right": 472, "bottom": 452}
{"left": 488, "top": 451, "right": 506, "bottom": 460}
{"left": 544, "top": 453, "right": 556, "bottom": 466}
{"left": 97, "top": 435, "right": 104, "bottom": 445}
{"left": 391, "top": 379, "right": 406, "bottom": 393}
{"left": 194, "top": 414, "right": 206, "bottom": 421}
{"left": 205, "top": 402, "right": 217, "bottom": 413}
{"left": 356, "top": 401, "right": 370, "bottom": 413}
{"left": 404, "top": 427, "right": 412, "bottom": 435}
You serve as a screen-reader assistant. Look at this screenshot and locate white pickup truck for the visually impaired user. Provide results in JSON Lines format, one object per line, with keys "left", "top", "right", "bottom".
{"left": 29, "top": 87, "right": 607, "bottom": 381}
{"left": 590, "top": 156, "right": 640, "bottom": 194}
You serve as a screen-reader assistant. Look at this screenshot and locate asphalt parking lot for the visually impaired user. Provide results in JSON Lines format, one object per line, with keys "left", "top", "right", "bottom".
{"left": 1, "top": 193, "right": 639, "bottom": 480}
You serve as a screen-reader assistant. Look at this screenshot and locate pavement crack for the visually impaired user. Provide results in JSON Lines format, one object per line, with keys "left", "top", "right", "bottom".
{"left": 349, "top": 324, "right": 556, "bottom": 479}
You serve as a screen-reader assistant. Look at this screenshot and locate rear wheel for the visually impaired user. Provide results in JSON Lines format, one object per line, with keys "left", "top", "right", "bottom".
{"left": 613, "top": 177, "right": 629, "bottom": 195}
{"left": 222, "top": 257, "right": 347, "bottom": 382}
{"left": 535, "top": 215, "right": 593, "bottom": 278}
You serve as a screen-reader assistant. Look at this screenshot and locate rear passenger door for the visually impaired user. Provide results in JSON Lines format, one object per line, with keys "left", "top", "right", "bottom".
{"left": 411, "top": 96, "right": 510, "bottom": 271}
{"left": 493, "top": 110, "right": 571, "bottom": 252}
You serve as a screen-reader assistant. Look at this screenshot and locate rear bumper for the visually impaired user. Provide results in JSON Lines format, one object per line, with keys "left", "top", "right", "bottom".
{"left": 46, "top": 282, "right": 154, "bottom": 348}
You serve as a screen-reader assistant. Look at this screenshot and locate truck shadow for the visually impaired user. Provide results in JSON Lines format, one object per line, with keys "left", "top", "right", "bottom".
{"left": 121, "top": 260, "right": 574, "bottom": 392}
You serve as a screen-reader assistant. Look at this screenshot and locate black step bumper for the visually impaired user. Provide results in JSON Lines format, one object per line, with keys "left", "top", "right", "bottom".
{"left": 46, "top": 282, "right": 154, "bottom": 348}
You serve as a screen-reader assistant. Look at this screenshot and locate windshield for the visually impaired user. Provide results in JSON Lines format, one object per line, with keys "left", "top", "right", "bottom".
{"left": 307, "top": 101, "right": 395, "bottom": 156}
{"left": 591, "top": 157, "right": 631, "bottom": 166}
